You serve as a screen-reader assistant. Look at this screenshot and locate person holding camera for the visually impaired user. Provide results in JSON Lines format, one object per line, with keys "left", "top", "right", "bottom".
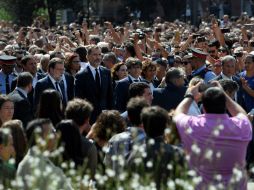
{"left": 174, "top": 81, "right": 252, "bottom": 189}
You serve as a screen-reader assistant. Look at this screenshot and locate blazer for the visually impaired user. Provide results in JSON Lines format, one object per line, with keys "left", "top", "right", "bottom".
{"left": 8, "top": 89, "right": 33, "bottom": 128}
{"left": 11, "top": 72, "right": 46, "bottom": 111}
{"left": 152, "top": 83, "right": 187, "bottom": 111}
{"left": 75, "top": 66, "right": 113, "bottom": 123}
{"left": 113, "top": 76, "right": 133, "bottom": 112}
{"left": 34, "top": 73, "right": 73, "bottom": 110}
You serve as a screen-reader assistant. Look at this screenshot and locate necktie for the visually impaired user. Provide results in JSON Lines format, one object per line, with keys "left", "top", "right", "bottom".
{"left": 59, "top": 80, "right": 67, "bottom": 104}
{"left": 95, "top": 68, "right": 100, "bottom": 98}
{"left": 55, "top": 81, "right": 62, "bottom": 98}
{"left": 5, "top": 75, "right": 10, "bottom": 94}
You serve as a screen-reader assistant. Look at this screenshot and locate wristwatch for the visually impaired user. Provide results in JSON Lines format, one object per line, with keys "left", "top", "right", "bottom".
{"left": 184, "top": 93, "right": 194, "bottom": 100}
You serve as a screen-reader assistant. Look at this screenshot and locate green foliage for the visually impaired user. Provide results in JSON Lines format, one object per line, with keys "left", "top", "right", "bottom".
{"left": 0, "top": 8, "right": 13, "bottom": 21}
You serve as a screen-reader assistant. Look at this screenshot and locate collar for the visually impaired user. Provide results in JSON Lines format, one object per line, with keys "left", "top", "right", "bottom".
{"left": 192, "top": 64, "right": 206, "bottom": 75}
{"left": 48, "top": 74, "right": 62, "bottom": 84}
{"left": 88, "top": 63, "right": 100, "bottom": 71}
{"left": 221, "top": 72, "right": 232, "bottom": 80}
{"left": 129, "top": 75, "right": 140, "bottom": 82}
{"left": 16, "top": 87, "right": 28, "bottom": 98}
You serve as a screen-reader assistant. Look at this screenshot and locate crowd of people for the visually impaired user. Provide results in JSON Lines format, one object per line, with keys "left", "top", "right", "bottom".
{"left": 0, "top": 12, "right": 254, "bottom": 189}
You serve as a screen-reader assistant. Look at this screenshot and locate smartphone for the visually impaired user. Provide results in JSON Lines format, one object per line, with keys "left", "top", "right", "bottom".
{"left": 34, "top": 28, "right": 41, "bottom": 32}
{"left": 221, "top": 28, "right": 230, "bottom": 33}
{"left": 193, "top": 34, "right": 201, "bottom": 39}
{"left": 166, "top": 45, "right": 171, "bottom": 53}
{"left": 167, "top": 55, "right": 174, "bottom": 66}
{"left": 197, "top": 36, "right": 206, "bottom": 43}
{"left": 155, "top": 27, "right": 162, "bottom": 33}
{"left": 243, "top": 40, "right": 248, "bottom": 48}
{"left": 250, "top": 41, "right": 254, "bottom": 47}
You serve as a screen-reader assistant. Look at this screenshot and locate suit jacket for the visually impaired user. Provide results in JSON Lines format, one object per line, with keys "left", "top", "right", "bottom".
{"left": 11, "top": 72, "right": 46, "bottom": 112}
{"left": 212, "top": 74, "right": 245, "bottom": 107}
{"left": 34, "top": 73, "right": 74, "bottom": 110}
{"left": 8, "top": 89, "right": 33, "bottom": 128}
{"left": 152, "top": 83, "right": 187, "bottom": 111}
{"left": 114, "top": 76, "right": 133, "bottom": 112}
{"left": 75, "top": 66, "right": 113, "bottom": 123}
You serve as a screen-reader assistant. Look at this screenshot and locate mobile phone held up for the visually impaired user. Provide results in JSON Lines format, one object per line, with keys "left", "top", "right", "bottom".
{"left": 167, "top": 55, "right": 174, "bottom": 66}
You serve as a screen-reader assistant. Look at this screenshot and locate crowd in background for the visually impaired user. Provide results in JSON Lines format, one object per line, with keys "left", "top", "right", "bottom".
{"left": 1, "top": 11, "right": 254, "bottom": 189}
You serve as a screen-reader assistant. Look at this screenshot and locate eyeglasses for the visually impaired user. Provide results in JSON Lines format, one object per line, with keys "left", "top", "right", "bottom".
{"left": 218, "top": 49, "right": 227, "bottom": 53}
{"left": 182, "top": 61, "right": 190, "bottom": 65}
{"left": 235, "top": 53, "right": 243, "bottom": 57}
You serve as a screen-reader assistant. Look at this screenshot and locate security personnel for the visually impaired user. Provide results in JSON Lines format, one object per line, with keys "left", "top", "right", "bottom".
{"left": 189, "top": 47, "right": 216, "bottom": 83}
{"left": 0, "top": 55, "right": 17, "bottom": 94}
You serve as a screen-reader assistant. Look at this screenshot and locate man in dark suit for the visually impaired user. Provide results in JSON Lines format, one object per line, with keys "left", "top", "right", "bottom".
{"left": 75, "top": 45, "right": 113, "bottom": 124}
{"left": 34, "top": 57, "right": 73, "bottom": 110}
{"left": 11, "top": 55, "right": 45, "bottom": 109}
{"left": 8, "top": 72, "right": 33, "bottom": 128}
{"left": 152, "top": 67, "right": 187, "bottom": 111}
{"left": 211, "top": 55, "right": 243, "bottom": 106}
{"left": 114, "top": 57, "right": 142, "bottom": 112}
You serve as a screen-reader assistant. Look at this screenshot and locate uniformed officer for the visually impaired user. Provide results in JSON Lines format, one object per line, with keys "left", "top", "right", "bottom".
{"left": 189, "top": 47, "right": 216, "bottom": 83}
{"left": 0, "top": 55, "right": 17, "bottom": 94}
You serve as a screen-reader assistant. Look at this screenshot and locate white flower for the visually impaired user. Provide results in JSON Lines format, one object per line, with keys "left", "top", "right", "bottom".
{"left": 204, "top": 149, "right": 213, "bottom": 160}
{"left": 167, "top": 164, "right": 173, "bottom": 170}
{"left": 187, "top": 170, "right": 196, "bottom": 177}
{"left": 216, "top": 152, "right": 221, "bottom": 159}
{"left": 167, "top": 180, "right": 175, "bottom": 189}
{"left": 191, "top": 144, "right": 201, "bottom": 155}
{"left": 215, "top": 174, "right": 222, "bottom": 181}
{"left": 213, "top": 129, "right": 220, "bottom": 136}
{"left": 106, "top": 168, "right": 116, "bottom": 177}
{"left": 186, "top": 127, "right": 193, "bottom": 134}
{"left": 148, "top": 138, "right": 155, "bottom": 145}
{"left": 146, "top": 161, "right": 153, "bottom": 168}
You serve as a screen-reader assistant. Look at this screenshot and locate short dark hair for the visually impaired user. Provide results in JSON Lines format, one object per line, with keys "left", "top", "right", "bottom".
{"left": 124, "top": 42, "right": 136, "bottom": 57}
{"left": 65, "top": 98, "right": 93, "bottom": 126}
{"left": 21, "top": 55, "right": 34, "bottom": 66}
{"left": 129, "top": 82, "right": 150, "bottom": 98}
{"left": 17, "top": 72, "right": 33, "bottom": 88}
{"left": 48, "top": 57, "right": 63, "bottom": 71}
{"left": 165, "top": 67, "right": 184, "bottom": 85}
{"left": 49, "top": 51, "right": 64, "bottom": 60}
{"left": 86, "top": 45, "right": 100, "bottom": 55}
{"left": 202, "top": 87, "right": 226, "bottom": 114}
{"left": 219, "top": 79, "right": 239, "bottom": 94}
{"left": 26, "top": 118, "right": 52, "bottom": 147}
{"left": 141, "top": 106, "right": 170, "bottom": 138}
{"left": 208, "top": 39, "right": 220, "bottom": 48}
{"left": 125, "top": 57, "right": 142, "bottom": 69}
{"left": 127, "top": 97, "right": 149, "bottom": 126}
{"left": 75, "top": 46, "right": 87, "bottom": 62}
{"left": 154, "top": 58, "right": 167, "bottom": 68}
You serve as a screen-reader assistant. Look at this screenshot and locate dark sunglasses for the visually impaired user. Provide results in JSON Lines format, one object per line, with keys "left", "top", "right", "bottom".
{"left": 234, "top": 53, "right": 243, "bottom": 57}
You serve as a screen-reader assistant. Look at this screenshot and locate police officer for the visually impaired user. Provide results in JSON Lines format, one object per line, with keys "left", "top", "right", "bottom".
{"left": 189, "top": 47, "right": 216, "bottom": 83}
{"left": 0, "top": 55, "right": 17, "bottom": 94}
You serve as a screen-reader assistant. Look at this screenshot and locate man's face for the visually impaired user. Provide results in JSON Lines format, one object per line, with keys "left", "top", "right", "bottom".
{"left": 1, "top": 64, "right": 15, "bottom": 75}
{"left": 23, "top": 58, "right": 37, "bottom": 76}
{"left": 208, "top": 46, "right": 218, "bottom": 59}
{"left": 87, "top": 48, "right": 102, "bottom": 68}
{"left": 142, "top": 88, "right": 153, "bottom": 105}
{"left": 244, "top": 56, "right": 254, "bottom": 72}
{"left": 222, "top": 60, "right": 235, "bottom": 77}
{"left": 128, "top": 64, "right": 142, "bottom": 78}
{"left": 50, "top": 63, "right": 64, "bottom": 81}
{"left": 156, "top": 64, "right": 167, "bottom": 80}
